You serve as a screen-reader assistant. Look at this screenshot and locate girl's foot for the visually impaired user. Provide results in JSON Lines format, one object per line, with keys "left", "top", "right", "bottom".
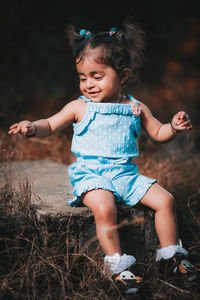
{"left": 113, "top": 266, "right": 142, "bottom": 295}
{"left": 104, "top": 253, "right": 143, "bottom": 294}
{"left": 157, "top": 253, "right": 200, "bottom": 291}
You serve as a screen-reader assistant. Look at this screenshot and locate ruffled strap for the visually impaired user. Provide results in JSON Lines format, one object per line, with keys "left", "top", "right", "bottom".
{"left": 73, "top": 110, "right": 95, "bottom": 135}
{"left": 87, "top": 98, "right": 141, "bottom": 136}
{"left": 78, "top": 94, "right": 139, "bottom": 105}
{"left": 73, "top": 96, "right": 92, "bottom": 135}
{"left": 78, "top": 95, "right": 91, "bottom": 102}
{"left": 127, "top": 95, "right": 140, "bottom": 137}
{"left": 74, "top": 94, "right": 141, "bottom": 136}
{"left": 88, "top": 102, "right": 133, "bottom": 115}
{"left": 127, "top": 94, "right": 139, "bottom": 105}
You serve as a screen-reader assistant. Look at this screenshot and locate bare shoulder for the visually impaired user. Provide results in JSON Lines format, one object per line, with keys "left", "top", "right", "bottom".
{"left": 62, "top": 99, "right": 87, "bottom": 123}
{"left": 62, "top": 99, "right": 86, "bottom": 113}
{"left": 62, "top": 99, "right": 86, "bottom": 110}
{"left": 47, "top": 99, "right": 87, "bottom": 132}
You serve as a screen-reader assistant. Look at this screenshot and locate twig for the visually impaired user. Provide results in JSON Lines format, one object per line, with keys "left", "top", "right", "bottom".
{"left": 79, "top": 217, "right": 145, "bottom": 253}
{"left": 187, "top": 190, "right": 200, "bottom": 226}
{"left": 159, "top": 279, "right": 191, "bottom": 294}
{"left": 71, "top": 253, "right": 125, "bottom": 299}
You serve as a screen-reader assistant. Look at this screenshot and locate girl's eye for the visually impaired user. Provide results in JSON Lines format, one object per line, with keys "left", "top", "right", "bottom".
{"left": 95, "top": 76, "right": 103, "bottom": 80}
{"left": 80, "top": 78, "right": 86, "bottom": 82}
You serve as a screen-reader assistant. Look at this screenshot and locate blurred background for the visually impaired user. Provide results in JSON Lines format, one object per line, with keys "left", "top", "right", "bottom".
{"left": 0, "top": 0, "right": 199, "bottom": 163}
{"left": 1, "top": 3, "right": 200, "bottom": 299}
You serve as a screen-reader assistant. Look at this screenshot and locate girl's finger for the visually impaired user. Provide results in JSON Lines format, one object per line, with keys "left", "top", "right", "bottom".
{"left": 177, "top": 111, "right": 185, "bottom": 120}
{"left": 131, "top": 105, "right": 141, "bottom": 116}
{"left": 186, "top": 125, "right": 193, "bottom": 130}
{"left": 14, "top": 127, "right": 21, "bottom": 134}
{"left": 182, "top": 120, "right": 191, "bottom": 126}
{"left": 13, "top": 125, "right": 23, "bottom": 134}
{"left": 177, "top": 121, "right": 192, "bottom": 131}
{"left": 21, "top": 127, "right": 28, "bottom": 135}
{"left": 9, "top": 123, "right": 19, "bottom": 130}
{"left": 177, "top": 114, "right": 190, "bottom": 125}
{"left": 178, "top": 122, "right": 189, "bottom": 129}
{"left": 8, "top": 129, "right": 14, "bottom": 134}
{"left": 177, "top": 112, "right": 182, "bottom": 119}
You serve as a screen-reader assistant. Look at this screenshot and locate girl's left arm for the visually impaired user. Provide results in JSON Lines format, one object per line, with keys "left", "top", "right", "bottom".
{"left": 139, "top": 102, "right": 192, "bottom": 142}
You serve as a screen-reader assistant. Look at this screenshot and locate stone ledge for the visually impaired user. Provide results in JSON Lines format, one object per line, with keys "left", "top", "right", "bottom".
{"left": 11, "top": 159, "right": 158, "bottom": 259}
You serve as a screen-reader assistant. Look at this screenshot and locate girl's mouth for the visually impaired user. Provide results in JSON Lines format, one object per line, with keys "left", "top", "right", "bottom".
{"left": 88, "top": 91, "right": 100, "bottom": 97}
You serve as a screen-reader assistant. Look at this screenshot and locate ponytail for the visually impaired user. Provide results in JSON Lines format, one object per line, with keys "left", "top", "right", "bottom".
{"left": 66, "top": 18, "right": 146, "bottom": 91}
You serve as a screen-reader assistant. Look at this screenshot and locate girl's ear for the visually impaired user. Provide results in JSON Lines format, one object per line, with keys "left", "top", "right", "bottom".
{"left": 120, "top": 68, "right": 130, "bottom": 85}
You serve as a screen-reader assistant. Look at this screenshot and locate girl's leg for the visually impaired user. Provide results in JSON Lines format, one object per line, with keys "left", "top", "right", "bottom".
{"left": 82, "top": 189, "right": 143, "bottom": 293}
{"left": 141, "top": 184, "right": 200, "bottom": 287}
{"left": 81, "top": 189, "right": 122, "bottom": 256}
{"left": 140, "top": 183, "right": 178, "bottom": 248}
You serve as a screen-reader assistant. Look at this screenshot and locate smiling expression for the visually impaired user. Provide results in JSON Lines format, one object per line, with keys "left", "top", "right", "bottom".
{"left": 76, "top": 49, "right": 124, "bottom": 103}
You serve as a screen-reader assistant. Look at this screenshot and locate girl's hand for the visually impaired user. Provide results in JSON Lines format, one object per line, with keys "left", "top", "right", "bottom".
{"left": 8, "top": 121, "right": 35, "bottom": 136}
{"left": 131, "top": 103, "right": 141, "bottom": 116}
{"left": 171, "top": 111, "right": 192, "bottom": 132}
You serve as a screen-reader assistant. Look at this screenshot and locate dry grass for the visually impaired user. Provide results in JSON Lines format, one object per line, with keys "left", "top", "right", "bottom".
{"left": 0, "top": 161, "right": 119, "bottom": 300}
{"left": 0, "top": 130, "right": 75, "bottom": 164}
{"left": 0, "top": 132, "right": 200, "bottom": 299}
{"left": 0, "top": 157, "right": 125, "bottom": 300}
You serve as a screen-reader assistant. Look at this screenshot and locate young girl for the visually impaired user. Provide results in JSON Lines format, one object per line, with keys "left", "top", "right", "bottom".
{"left": 9, "top": 20, "right": 199, "bottom": 294}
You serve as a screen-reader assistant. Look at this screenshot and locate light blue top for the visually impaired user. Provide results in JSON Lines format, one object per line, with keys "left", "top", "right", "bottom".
{"left": 71, "top": 95, "right": 141, "bottom": 159}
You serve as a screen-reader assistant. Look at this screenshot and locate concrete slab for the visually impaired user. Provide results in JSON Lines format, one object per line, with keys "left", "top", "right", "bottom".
{"left": 11, "top": 159, "right": 90, "bottom": 217}
{"left": 9, "top": 159, "right": 158, "bottom": 257}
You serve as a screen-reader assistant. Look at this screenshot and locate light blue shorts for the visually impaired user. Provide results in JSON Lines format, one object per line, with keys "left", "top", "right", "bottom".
{"left": 67, "top": 156, "right": 157, "bottom": 207}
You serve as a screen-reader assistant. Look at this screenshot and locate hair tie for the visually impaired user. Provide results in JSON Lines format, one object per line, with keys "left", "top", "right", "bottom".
{"left": 108, "top": 27, "right": 117, "bottom": 37}
{"left": 80, "top": 29, "right": 92, "bottom": 38}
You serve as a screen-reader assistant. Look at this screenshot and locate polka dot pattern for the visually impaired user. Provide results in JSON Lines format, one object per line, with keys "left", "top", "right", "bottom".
{"left": 67, "top": 95, "right": 157, "bottom": 208}
{"left": 71, "top": 95, "right": 141, "bottom": 158}
{"left": 67, "top": 157, "right": 157, "bottom": 207}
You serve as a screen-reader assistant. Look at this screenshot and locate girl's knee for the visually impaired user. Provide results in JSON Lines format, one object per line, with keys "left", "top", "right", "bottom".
{"left": 141, "top": 184, "right": 176, "bottom": 212}
{"left": 94, "top": 202, "right": 117, "bottom": 222}
{"left": 161, "top": 192, "right": 176, "bottom": 210}
{"left": 82, "top": 189, "right": 117, "bottom": 222}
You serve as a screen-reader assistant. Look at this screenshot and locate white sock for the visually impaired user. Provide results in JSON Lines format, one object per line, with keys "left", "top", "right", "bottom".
{"left": 104, "top": 253, "right": 136, "bottom": 276}
{"left": 156, "top": 239, "right": 188, "bottom": 261}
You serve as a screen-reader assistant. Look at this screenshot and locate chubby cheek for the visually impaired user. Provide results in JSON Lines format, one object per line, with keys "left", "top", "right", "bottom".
{"left": 103, "top": 82, "right": 119, "bottom": 96}
{"left": 99, "top": 79, "right": 113, "bottom": 91}
{"left": 79, "top": 82, "right": 85, "bottom": 93}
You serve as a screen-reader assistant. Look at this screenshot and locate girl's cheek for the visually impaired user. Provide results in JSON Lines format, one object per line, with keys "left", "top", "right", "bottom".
{"left": 79, "top": 82, "right": 84, "bottom": 91}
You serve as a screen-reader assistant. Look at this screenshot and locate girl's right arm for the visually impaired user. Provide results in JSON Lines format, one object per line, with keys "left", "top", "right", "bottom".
{"left": 8, "top": 100, "right": 85, "bottom": 137}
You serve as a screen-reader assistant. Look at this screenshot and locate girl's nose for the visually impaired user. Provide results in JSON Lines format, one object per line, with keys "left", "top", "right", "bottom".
{"left": 86, "top": 79, "right": 95, "bottom": 89}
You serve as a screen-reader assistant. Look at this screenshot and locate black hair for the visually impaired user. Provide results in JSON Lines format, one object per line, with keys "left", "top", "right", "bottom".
{"left": 66, "top": 18, "right": 146, "bottom": 91}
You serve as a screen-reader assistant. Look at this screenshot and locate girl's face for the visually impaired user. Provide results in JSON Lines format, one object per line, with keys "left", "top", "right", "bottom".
{"left": 76, "top": 49, "right": 123, "bottom": 103}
